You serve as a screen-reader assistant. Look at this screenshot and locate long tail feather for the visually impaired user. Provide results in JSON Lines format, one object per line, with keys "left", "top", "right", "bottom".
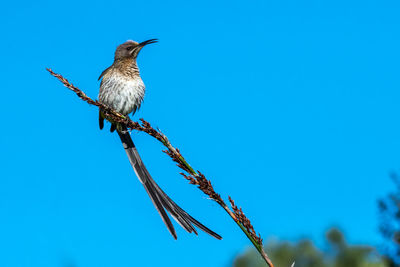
{"left": 117, "top": 125, "right": 222, "bottom": 240}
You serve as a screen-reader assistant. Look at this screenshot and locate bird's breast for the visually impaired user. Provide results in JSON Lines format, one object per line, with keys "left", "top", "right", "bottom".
{"left": 98, "top": 73, "right": 145, "bottom": 115}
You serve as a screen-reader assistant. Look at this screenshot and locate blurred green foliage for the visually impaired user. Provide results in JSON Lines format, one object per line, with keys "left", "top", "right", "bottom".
{"left": 234, "top": 228, "right": 386, "bottom": 267}
{"left": 378, "top": 172, "right": 400, "bottom": 266}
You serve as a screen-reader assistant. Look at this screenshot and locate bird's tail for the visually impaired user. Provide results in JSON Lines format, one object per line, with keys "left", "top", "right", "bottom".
{"left": 116, "top": 125, "right": 222, "bottom": 240}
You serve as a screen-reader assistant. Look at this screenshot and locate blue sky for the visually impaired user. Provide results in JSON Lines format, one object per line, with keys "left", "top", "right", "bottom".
{"left": 1, "top": 0, "right": 400, "bottom": 266}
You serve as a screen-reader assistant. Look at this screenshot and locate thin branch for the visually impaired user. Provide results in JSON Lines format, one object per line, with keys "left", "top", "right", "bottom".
{"left": 47, "top": 68, "right": 274, "bottom": 267}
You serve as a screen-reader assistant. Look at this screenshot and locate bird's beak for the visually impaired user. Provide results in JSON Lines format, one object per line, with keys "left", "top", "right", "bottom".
{"left": 139, "top": 39, "right": 158, "bottom": 47}
{"left": 131, "top": 39, "right": 158, "bottom": 56}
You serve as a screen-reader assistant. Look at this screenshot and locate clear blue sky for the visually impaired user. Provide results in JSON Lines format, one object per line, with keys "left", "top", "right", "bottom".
{"left": 0, "top": 0, "right": 399, "bottom": 266}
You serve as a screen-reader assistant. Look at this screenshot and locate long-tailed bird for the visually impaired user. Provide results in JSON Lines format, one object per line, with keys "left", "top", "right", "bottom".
{"left": 98, "top": 40, "right": 221, "bottom": 240}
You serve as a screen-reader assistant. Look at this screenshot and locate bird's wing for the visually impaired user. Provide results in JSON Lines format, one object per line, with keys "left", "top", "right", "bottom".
{"left": 99, "top": 110, "right": 104, "bottom": 130}
{"left": 98, "top": 65, "right": 112, "bottom": 81}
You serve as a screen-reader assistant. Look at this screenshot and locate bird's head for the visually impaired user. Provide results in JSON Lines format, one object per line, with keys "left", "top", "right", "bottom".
{"left": 114, "top": 39, "right": 158, "bottom": 61}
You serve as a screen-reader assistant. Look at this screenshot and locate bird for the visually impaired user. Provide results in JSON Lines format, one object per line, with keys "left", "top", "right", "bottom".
{"left": 97, "top": 39, "right": 222, "bottom": 240}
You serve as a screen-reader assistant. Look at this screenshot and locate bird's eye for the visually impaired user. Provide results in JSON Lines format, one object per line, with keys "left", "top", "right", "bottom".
{"left": 126, "top": 46, "right": 133, "bottom": 51}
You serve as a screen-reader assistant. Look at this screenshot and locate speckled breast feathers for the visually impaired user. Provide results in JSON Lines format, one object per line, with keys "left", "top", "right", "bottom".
{"left": 98, "top": 66, "right": 145, "bottom": 116}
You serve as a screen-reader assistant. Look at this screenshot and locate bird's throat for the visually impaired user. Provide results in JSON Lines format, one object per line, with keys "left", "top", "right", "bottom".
{"left": 114, "top": 58, "right": 140, "bottom": 78}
